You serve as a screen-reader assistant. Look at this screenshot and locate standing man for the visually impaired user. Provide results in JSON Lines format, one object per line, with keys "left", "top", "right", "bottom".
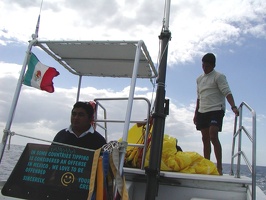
{"left": 53, "top": 101, "right": 106, "bottom": 150}
{"left": 193, "top": 53, "right": 239, "bottom": 175}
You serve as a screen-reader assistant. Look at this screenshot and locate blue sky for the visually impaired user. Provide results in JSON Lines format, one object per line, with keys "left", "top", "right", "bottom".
{"left": 0, "top": 0, "right": 266, "bottom": 166}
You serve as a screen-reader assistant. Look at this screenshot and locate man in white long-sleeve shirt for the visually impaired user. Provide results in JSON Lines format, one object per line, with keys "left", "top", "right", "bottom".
{"left": 193, "top": 53, "right": 239, "bottom": 175}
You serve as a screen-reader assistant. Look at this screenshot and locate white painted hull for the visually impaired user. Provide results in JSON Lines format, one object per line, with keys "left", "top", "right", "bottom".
{"left": 124, "top": 168, "right": 266, "bottom": 200}
{"left": 1, "top": 174, "right": 265, "bottom": 199}
{"left": 2, "top": 167, "right": 265, "bottom": 200}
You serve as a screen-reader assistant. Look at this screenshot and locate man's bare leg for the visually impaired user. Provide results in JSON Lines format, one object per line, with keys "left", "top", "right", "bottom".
{"left": 209, "top": 125, "right": 223, "bottom": 175}
{"left": 201, "top": 128, "right": 211, "bottom": 160}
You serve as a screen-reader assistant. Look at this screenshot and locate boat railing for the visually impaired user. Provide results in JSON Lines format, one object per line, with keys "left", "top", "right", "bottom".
{"left": 230, "top": 101, "right": 256, "bottom": 200}
{"left": 94, "top": 97, "right": 151, "bottom": 169}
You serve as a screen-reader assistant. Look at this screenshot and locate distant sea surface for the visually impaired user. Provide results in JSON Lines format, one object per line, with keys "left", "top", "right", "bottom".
{"left": 0, "top": 144, "right": 266, "bottom": 195}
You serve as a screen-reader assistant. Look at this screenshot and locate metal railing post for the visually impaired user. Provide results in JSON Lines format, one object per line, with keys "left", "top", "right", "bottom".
{"left": 230, "top": 102, "right": 256, "bottom": 200}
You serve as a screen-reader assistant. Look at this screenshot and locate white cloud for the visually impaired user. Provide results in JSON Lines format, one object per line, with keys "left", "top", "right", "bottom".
{"left": 1, "top": 0, "right": 266, "bottom": 65}
{"left": 0, "top": 62, "right": 21, "bottom": 78}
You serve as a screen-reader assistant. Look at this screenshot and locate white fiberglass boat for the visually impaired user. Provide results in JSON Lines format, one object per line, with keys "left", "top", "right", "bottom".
{"left": 0, "top": 0, "right": 265, "bottom": 199}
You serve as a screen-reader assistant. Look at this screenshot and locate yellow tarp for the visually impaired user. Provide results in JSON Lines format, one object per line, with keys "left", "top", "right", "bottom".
{"left": 124, "top": 124, "right": 219, "bottom": 175}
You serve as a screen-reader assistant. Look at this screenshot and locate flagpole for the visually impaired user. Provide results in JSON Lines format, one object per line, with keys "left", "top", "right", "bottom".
{"left": 0, "top": 11, "right": 42, "bottom": 162}
{"left": 32, "top": 0, "right": 43, "bottom": 39}
{"left": 32, "top": 14, "right": 41, "bottom": 40}
{"left": 0, "top": 40, "right": 36, "bottom": 162}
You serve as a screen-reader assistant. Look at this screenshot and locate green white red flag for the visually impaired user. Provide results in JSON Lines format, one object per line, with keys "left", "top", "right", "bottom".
{"left": 23, "top": 53, "right": 59, "bottom": 93}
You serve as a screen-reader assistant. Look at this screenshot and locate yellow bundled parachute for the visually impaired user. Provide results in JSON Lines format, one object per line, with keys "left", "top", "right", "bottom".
{"left": 124, "top": 124, "right": 219, "bottom": 175}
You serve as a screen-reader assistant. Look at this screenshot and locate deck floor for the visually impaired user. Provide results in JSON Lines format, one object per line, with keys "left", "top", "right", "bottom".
{"left": 124, "top": 167, "right": 252, "bottom": 185}
{"left": 124, "top": 167, "right": 253, "bottom": 200}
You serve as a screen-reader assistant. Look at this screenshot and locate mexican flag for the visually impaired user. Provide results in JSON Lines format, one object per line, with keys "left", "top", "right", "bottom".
{"left": 23, "top": 53, "right": 60, "bottom": 93}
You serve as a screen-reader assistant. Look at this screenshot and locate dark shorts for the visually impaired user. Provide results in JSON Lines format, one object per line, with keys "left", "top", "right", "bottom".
{"left": 196, "top": 110, "right": 225, "bottom": 131}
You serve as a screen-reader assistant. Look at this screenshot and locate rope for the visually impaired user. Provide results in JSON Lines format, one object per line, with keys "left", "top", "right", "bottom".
{"left": 5, "top": 129, "right": 98, "bottom": 151}
{"left": 102, "top": 141, "right": 129, "bottom": 200}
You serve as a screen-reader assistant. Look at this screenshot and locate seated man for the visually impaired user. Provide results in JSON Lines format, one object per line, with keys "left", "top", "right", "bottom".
{"left": 53, "top": 101, "right": 106, "bottom": 150}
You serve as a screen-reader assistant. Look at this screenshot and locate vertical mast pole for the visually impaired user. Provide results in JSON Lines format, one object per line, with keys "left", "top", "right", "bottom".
{"left": 145, "top": 0, "right": 171, "bottom": 199}
{"left": 0, "top": 40, "right": 36, "bottom": 162}
{"left": 0, "top": 12, "right": 41, "bottom": 162}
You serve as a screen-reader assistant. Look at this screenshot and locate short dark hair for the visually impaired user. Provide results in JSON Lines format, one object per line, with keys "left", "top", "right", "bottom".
{"left": 72, "top": 102, "right": 94, "bottom": 118}
{"left": 202, "top": 53, "right": 216, "bottom": 66}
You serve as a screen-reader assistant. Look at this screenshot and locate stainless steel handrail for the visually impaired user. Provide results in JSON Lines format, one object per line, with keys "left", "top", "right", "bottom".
{"left": 94, "top": 97, "right": 151, "bottom": 169}
{"left": 230, "top": 101, "right": 256, "bottom": 200}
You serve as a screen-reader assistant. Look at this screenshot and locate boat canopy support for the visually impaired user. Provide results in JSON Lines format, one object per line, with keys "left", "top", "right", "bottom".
{"left": 0, "top": 39, "right": 37, "bottom": 163}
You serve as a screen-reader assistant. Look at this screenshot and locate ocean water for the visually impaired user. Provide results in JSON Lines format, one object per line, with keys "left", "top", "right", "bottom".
{"left": 0, "top": 144, "right": 266, "bottom": 195}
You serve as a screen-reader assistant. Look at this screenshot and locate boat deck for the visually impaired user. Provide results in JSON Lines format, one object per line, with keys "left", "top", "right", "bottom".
{"left": 124, "top": 167, "right": 255, "bottom": 200}
{"left": 124, "top": 167, "right": 252, "bottom": 185}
